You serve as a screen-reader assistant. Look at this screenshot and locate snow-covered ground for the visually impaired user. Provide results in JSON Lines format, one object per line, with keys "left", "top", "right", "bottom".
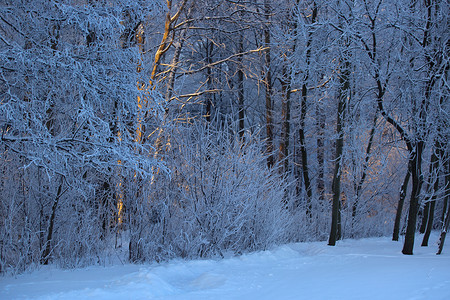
{"left": 1, "top": 233, "right": 449, "bottom": 300}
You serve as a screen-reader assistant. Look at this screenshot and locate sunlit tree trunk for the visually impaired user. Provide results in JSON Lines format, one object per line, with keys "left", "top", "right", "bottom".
{"left": 150, "top": 0, "right": 188, "bottom": 155}
{"left": 151, "top": 0, "right": 188, "bottom": 84}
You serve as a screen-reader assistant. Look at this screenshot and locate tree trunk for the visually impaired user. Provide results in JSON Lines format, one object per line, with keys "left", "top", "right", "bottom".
{"left": 419, "top": 142, "right": 440, "bottom": 234}
{"left": 316, "top": 105, "right": 325, "bottom": 201}
{"left": 298, "top": 1, "right": 317, "bottom": 215}
{"left": 150, "top": 0, "right": 188, "bottom": 83}
{"left": 422, "top": 142, "right": 440, "bottom": 246}
{"left": 422, "top": 200, "right": 436, "bottom": 246}
{"left": 328, "top": 60, "right": 349, "bottom": 246}
{"left": 352, "top": 110, "right": 378, "bottom": 231}
{"left": 328, "top": 98, "right": 346, "bottom": 246}
{"left": 237, "top": 33, "right": 245, "bottom": 140}
{"left": 205, "top": 40, "right": 213, "bottom": 123}
{"left": 437, "top": 157, "right": 450, "bottom": 255}
{"left": 437, "top": 203, "right": 450, "bottom": 255}
{"left": 41, "top": 177, "right": 66, "bottom": 265}
{"left": 419, "top": 202, "right": 430, "bottom": 234}
{"left": 279, "top": 65, "right": 291, "bottom": 174}
{"left": 165, "top": 28, "right": 187, "bottom": 103}
{"left": 402, "top": 142, "right": 424, "bottom": 255}
{"left": 393, "top": 165, "right": 411, "bottom": 241}
{"left": 263, "top": 0, "right": 274, "bottom": 168}
{"left": 300, "top": 83, "right": 312, "bottom": 213}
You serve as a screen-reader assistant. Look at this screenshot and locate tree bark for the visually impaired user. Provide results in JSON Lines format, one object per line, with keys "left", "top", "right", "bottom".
{"left": 279, "top": 64, "right": 291, "bottom": 174}
{"left": 419, "top": 201, "right": 430, "bottom": 234}
{"left": 263, "top": 0, "right": 274, "bottom": 168}
{"left": 393, "top": 165, "right": 411, "bottom": 241}
{"left": 422, "top": 141, "right": 441, "bottom": 246}
{"left": 165, "top": 28, "right": 187, "bottom": 103}
{"left": 402, "top": 142, "right": 424, "bottom": 255}
{"left": 205, "top": 40, "right": 214, "bottom": 123}
{"left": 298, "top": 1, "right": 317, "bottom": 214}
{"left": 437, "top": 203, "right": 450, "bottom": 255}
{"left": 41, "top": 177, "right": 67, "bottom": 265}
{"left": 437, "top": 156, "right": 450, "bottom": 254}
{"left": 316, "top": 106, "right": 325, "bottom": 201}
{"left": 299, "top": 82, "right": 312, "bottom": 213}
{"left": 237, "top": 33, "right": 245, "bottom": 140}
{"left": 150, "top": 0, "right": 188, "bottom": 83}
{"left": 352, "top": 111, "right": 378, "bottom": 230}
{"left": 329, "top": 60, "right": 349, "bottom": 246}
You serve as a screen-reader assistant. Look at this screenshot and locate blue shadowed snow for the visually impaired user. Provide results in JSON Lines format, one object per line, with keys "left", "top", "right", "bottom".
{"left": 1, "top": 233, "right": 449, "bottom": 300}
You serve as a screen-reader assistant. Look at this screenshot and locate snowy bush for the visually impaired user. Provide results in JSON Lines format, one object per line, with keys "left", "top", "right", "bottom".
{"left": 125, "top": 123, "right": 292, "bottom": 262}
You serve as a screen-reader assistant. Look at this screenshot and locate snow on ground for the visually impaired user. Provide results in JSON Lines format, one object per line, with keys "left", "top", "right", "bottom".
{"left": 1, "top": 233, "right": 450, "bottom": 300}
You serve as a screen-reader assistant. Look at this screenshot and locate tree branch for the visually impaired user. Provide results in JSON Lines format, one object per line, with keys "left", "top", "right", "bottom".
{"left": 177, "top": 47, "right": 268, "bottom": 76}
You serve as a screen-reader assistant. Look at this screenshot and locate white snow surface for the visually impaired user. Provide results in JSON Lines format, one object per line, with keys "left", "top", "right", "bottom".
{"left": 1, "top": 234, "right": 450, "bottom": 300}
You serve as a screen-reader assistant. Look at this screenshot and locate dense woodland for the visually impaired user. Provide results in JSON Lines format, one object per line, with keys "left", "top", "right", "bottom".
{"left": 0, "top": 0, "right": 448, "bottom": 274}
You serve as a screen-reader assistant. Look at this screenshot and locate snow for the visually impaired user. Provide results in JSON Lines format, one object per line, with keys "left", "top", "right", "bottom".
{"left": 1, "top": 234, "right": 450, "bottom": 300}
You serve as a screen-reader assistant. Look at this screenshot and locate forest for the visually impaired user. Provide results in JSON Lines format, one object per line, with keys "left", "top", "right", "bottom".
{"left": 0, "top": 0, "right": 448, "bottom": 274}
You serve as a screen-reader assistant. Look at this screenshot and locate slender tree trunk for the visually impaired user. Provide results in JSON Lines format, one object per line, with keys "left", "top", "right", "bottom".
{"left": 422, "top": 141, "right": 441, "bottom": 246}
{"left": 422, "top": 201, "right": 436, "bottom": 246}
{"left": 402, "top": 142, "right": 424, "bottom": 255}
{"left": 316, "top": 105, "right": 325, "bottom": 201}
{"left": 205, "top": 40, "right": 213, "bottom": 123}
{"left": 441, "top": 195, "right": 449, "bottom": 227}
{"left": 298, "top": 2, "right": 317, "bottom": 214}
{"left": 165, "top": 28, "right": 187, "bottom": 103}
{"left": 263, "top": 0, "right": 274, "bottom": 168}
{"left": 393, "top": 164, "right": 411, "bottom": 241}
{"left": 300, "top": 83, "right": 312, "bottom": 213}
{"left": 437, "top": 203, "right": 450, "bottom": 255}
{"left": 41, "top": 177, "right": 66, "bottom": 265}
{"left": 441, "top": 157, "right": 449, "bottom": 225}
{"left": 437, "top": 156, "right": 450, "bottom": 254}
{"left": 419, "top": 201, "right": 430, "bottom": 234}
{"left": 352, "top": 111, "right": 378, "bottom": 232}
{"left": 279, "top": 65, "right": 291, "bottom": 174}
{"left": 328, "top": 98, "right": 346, "bottom": 246}
{"left": 419, "top": 141, "right": 440, "bottom": 234}
{"left": 329, "top": 60, "right": 349, "bottom": 246}
{"left": 237, "top": 33, "right": 245, "bottom": 139}
{"left": 150, "top": 0, "right": 188, "bottom": 83}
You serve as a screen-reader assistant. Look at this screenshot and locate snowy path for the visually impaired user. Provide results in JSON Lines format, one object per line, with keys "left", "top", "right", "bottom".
{"left": 1, "top": 235, "right": 450, "bottom": 300}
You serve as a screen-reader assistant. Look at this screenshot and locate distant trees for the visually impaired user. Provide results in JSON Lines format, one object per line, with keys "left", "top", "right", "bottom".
{"left": 0, "top": 0, "right": 164, "bottom": 272}
{"left": 0, "top": 0, "right": 448, "bottom": 274}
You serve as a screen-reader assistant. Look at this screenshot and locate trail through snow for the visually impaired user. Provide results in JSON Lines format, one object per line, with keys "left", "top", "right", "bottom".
{"left": 1, "top": 233, "right": 449, "bottom": 300}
